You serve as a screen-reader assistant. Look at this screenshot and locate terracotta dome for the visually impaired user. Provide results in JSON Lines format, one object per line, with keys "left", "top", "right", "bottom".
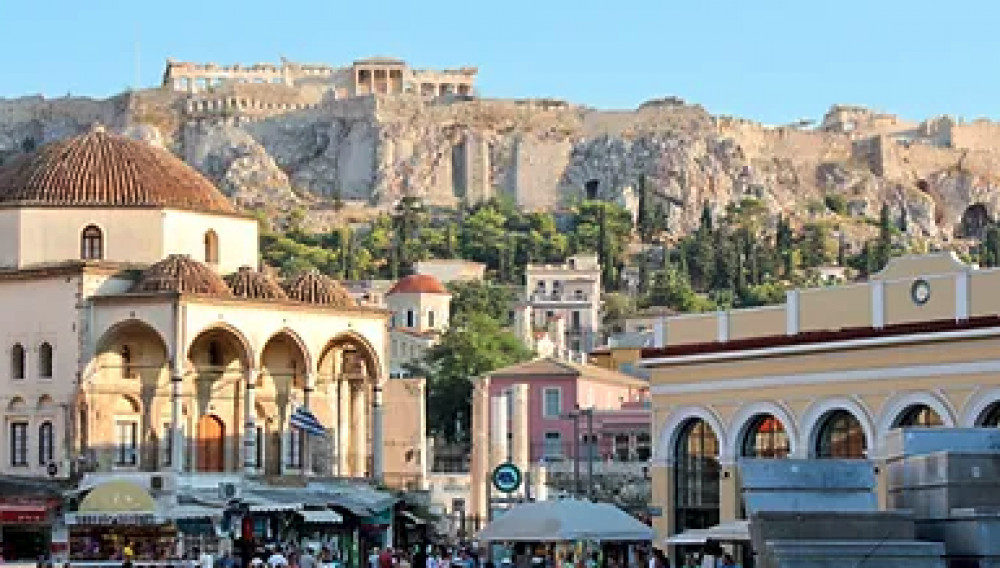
{"left": 284, "top": 270, "right": 354, "bottom": 307}
{"left": 225, "top": 266, "right": 288, "bottom": 300}
{"left": 0, "top": 126, "right": 236, "bottom": 215}
{"left": 387, "top": 274, "right": 448, "bottom": 295}
{"left": 134, "top": 255, "right": 232, "bottom": 296}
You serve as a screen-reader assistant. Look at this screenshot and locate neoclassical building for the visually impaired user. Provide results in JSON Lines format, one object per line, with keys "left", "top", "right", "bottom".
{"left": 639, "top": 253, "right": 1000, "bottom": 547}
{"left": 0, "top": 126, "right": 389, "bottom": 480}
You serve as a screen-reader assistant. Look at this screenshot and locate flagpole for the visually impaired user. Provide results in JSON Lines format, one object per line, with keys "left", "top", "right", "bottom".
{"left": 303, "top": 374, "right": 315, "bottom": 477}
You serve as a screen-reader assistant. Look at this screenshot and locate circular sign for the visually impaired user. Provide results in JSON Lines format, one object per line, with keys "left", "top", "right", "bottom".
{"left": 491, "top": 462, "right": 523, "bottom": 493}
{"left": 911, "top": 279, "right": 931, "bottom": 305}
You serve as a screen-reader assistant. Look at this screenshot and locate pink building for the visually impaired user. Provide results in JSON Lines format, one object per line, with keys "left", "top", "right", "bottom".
{"left": 485, "top": 357, "right": 651, "bottom": 463}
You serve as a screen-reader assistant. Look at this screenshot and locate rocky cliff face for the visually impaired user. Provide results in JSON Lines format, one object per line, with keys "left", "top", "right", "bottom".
{"left": 2, "top": 89, "right": 1000, "bottom": 243}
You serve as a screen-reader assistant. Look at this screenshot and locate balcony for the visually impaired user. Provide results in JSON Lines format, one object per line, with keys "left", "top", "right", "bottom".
{"left": 529, "top": 292, "right": 592, "bottom": 305}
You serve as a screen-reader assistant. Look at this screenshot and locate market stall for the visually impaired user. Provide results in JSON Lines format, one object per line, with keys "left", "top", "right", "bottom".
{"left": 476, "top": 500, "right": 652, "bottom": 567}
{"left": 664, "top": 520, "right": 752, "bottom": 568}
{"left": 66, "top": 480, "right": 176, "bottom": 561}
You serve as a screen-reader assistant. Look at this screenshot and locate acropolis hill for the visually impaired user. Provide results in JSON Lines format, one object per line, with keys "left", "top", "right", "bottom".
{"left": 3, "top": 56, "right": 1000, "bottom": 245}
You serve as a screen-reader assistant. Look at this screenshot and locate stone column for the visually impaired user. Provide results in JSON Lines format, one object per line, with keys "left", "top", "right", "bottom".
{"left": 372, "top": 384, "right": 384, "bottom": 483}
{"left": 490, "top": 395, "right": 509, "bottom": 467}
{"left": 469, "top": 378, "right": 491, "bottom": 524}
{"left": 302, "top": 373, "right": 316, "bottom": 475}
{"left": 351, "top": 382, "right": 367, "bottom": 476}
{"left": 243, "top": 368, "right": 259, "bottom": 474}
{"left": 170, "top": 368, "right": 185, "bottom": 473}
{"left": 512, "top": 385, "right": 530, "bottom": 475}
{"left": 337, "top": 380, "right": 350, "bottom": 476}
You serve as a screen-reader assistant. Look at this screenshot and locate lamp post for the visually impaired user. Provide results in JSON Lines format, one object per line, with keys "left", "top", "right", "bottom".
{"left": 563, "top": 405, "right": 595, "bottom": 500}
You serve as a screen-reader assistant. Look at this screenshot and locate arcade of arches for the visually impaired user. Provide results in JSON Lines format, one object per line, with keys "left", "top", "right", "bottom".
{"left": 80, "top": 319, "right": 383, "bottom": 477}
{"left": 655, "top": 398, "right": 999, "bottom": 539}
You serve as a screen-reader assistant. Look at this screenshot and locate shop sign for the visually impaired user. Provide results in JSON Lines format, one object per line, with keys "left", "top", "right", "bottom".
{"left": 65, "top": 512, "right": 160, "bottom": 526}
{"left": 0, "top": 507, "right": 47, "bottom": 523}
{"left": 491, "top": 462, "right": 522, "bottom": 493}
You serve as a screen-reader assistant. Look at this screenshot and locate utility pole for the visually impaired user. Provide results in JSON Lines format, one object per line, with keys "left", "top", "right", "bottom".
{"left": 572, "top": 413, "right": 581, "bottom": 498}
{"left": 585, "top": 407, "right": 594, "bottom": 501}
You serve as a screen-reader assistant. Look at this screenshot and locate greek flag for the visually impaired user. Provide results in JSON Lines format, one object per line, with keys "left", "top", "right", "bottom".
{"left": 290, "top": 406, "right": 327, "bottom": 437}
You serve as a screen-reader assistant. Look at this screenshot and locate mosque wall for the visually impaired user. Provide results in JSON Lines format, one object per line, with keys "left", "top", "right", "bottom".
{"left": 14, "top": 208, "right": 165, "bottom": 269}
{"left": 161, "top": 210, "right": 260, "bottom": 274}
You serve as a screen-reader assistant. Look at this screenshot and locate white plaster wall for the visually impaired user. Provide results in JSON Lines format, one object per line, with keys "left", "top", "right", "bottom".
{"left": 387, "top": 292, "right": 451, "bottom": 332}
{"left": 16, "top": 208, "right": 165, "bottom": 268}
{"left": 161, "top": 210, "right": 260, "bottom": 274}
{"left": 0, "top": 274, "right": 83, "bottom": 477}
{"left": 0, "top": 209, "right": 20, "bottom": 268}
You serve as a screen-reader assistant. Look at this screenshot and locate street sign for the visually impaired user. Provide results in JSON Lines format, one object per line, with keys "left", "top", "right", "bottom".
{"left": 491, "top": 462, "right": 523, "bottom": 493}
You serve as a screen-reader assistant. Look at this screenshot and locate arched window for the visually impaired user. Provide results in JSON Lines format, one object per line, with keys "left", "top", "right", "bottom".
{"left": 11, "top": 343, "right": 25, "bottom": 380}
{"left": 815, "top": 410, "right": 867, "bottom": 458}
{"left": 427, "top": 310, "right": 435, "bottom": 329}
{"left": 204, "top": 230, "right": 219, "bottom": 264}
{"left": 38, "top": 342, "right": 53, "bottom": 379}
{"left": 38, "top": 422, "right": 53, "bottom": 465}
{"left": 674, "top": 419, "right": 720, "bottom": 534}
{"left": 894, "top": 404, "right": 943, "bottom": 428}
{"left": 80, "top": 225, "right": 104, "bottom": 260}
{"left": 978, "top": 403, "right": 1000, "bottom": 427}
{"left": 406, "top": 310, "right": 415, "bottom": 328}
{"left": 741, "top": 415, "right": 790, "bottom": 459}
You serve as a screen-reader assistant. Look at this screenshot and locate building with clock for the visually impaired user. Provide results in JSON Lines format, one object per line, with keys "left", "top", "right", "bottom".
{"left": 637, "top": 252, "right": 1000, "bottom": 549}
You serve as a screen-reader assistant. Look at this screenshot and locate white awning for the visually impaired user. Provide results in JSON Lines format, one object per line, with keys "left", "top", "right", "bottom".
{"left": 664, "top": 521, "right": 751, "bottom": 545}
{"left": 298, "top": 509, "right": 343, "bottom": 524}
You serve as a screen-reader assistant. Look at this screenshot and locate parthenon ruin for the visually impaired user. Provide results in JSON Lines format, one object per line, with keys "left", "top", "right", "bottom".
{"left": 162, "top": 56, "right": 477, "bottom": 99}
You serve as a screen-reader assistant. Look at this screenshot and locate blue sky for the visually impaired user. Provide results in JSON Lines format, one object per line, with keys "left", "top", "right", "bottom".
{"left": 1, "top": 0, "right": 995, "bottom": 124}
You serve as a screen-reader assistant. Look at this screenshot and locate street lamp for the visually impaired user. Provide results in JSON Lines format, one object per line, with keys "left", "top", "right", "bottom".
{"left": 562, "top": 405, "right": 595, "bottom": 500}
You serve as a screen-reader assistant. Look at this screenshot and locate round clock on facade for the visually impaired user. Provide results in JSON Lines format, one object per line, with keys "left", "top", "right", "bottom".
{"left": 911, "top": 278, "right": 931, "bottom": 305}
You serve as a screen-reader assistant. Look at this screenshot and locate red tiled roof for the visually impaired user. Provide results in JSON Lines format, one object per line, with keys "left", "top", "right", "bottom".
{"left": 388, "top": 274, "right": 448, "bottom": 295}
{"left": 284, "top": 271, "right": 354, "bottom": 307}
{"left": 225, "top": 266, "right": 288, "bottom": 300}
{"left": 134, "top": 254, "right": 231, "bottom": 296}
{"left": 640, "top": 315, "right": 1000, "bottom": 361}
{"left": 0, "top": 127, "right": 236, "bottom": 215}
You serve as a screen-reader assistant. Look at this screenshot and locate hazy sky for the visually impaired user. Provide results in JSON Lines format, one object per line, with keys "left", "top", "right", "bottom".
{"left": 1, "top": 0, "right": 995, "bottom": 124}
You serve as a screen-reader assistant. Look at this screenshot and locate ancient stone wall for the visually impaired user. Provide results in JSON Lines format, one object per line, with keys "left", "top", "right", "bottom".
{"left": 511, "top": 135, "right": 573, "bottom": 210}
{"left": 951, "top": 120, "right": 1000, "bottom": 152}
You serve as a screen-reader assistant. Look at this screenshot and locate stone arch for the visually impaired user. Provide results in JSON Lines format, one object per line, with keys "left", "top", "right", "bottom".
{"left": 186, "top": 323, "right": 254, "bottom": 371}
{"left": 114, "top": 394, "right": 141, "bottom": 415}
{"left": 259, "top": 329, "right": 312, "bottom": 427}
{"left": 960, "top": 386, "right": 1000, "bottom": 427}
{"left": 727, "top": 401, "right": 800, "bottom": 459}
{"left": 800, "top": 396, "right": 875, "bottom": 458}
{"left": 259, "top": 328, "right": 313, "bottom": 375}
{"left": 317, "top": 331, "right": 384, "bottom": 385}
{"left": 655, "top": 405, "right": 729, "bottom": 465}
{"left": 90, "top": 319, "right": 170, "bottom": 378}
{"left": 876, "top": 391, "right": 956, "bottom": 439}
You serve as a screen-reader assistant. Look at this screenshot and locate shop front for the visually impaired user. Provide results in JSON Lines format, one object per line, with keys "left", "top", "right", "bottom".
{"left": 0, "top": 498, "right": 59, "bottom": 561}
{"left": 66, "top": 480, "right": 176, "bottom": 561}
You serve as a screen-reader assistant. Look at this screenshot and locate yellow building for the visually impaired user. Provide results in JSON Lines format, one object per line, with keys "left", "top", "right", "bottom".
{"left": 640, "top": 253, "right": 1000, "bottom": 547}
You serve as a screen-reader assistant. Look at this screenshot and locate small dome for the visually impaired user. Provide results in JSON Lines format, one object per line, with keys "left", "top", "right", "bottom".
{"left": 135, "top": 255, "right": 232, "bottom": 296}
{"left": 0, "top": 127, "right": 236, "bottom": 215}
{"left": 284, "top": 270, "right": 354, "bottom": 307}
{"left": 387, "top": 274, "right": 448, "bottom": 295}
{"left": 225, "top": 266, "right": 288, "bottom": 300}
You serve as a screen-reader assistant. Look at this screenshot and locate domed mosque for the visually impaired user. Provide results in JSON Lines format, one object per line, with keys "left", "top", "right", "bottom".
{"left": 0, "top": 127, "right": 401, "bottom": 547}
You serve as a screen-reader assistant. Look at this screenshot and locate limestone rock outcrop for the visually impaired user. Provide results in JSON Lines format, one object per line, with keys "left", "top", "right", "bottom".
{"left": 4, "top": 89, "right": 1000, "bottom": 243}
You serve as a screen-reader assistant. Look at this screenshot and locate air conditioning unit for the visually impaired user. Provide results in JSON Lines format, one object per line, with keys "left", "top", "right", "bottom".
{"left": 149, "top": 474, "right": 177, "bottom": 492}
{"left": 218, "top": 482, "right": 241, "bottom": 500}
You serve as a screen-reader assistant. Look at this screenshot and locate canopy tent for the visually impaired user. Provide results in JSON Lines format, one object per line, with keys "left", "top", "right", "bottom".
{"left": 477, "top": 500, "right": 653, "bottom": 543}
{"left": 664, "top": 521, "right": 751, "bottom": 546}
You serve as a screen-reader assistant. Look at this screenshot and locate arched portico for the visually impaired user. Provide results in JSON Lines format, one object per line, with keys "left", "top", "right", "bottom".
{"left": 185, "top": 325, "right": 253, "bottom": 472}
{"left": 317, "top": 331, "right": 383, "bottom": 477}
{"left": 959, "top": 386, "right": 1000, "bottom": 427}
{"left": 259, "top": 330, "right": 310, "bottom": 474}
{"left": 656, "top": 406, "right": 729, "bottom": 466}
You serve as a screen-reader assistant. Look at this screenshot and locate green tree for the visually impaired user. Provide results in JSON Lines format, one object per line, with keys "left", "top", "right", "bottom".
{"left": 410, "top": 313, "right": 532, "bottom": 442}
{"left": 799, "top": 223, "right": 831, "bottom": 268}
{"left": 877, "top": 202, "right": 893, "bottom": 270}
{"left": 447, "top": 281, "right": 515, "bottom": 324}
{"left": 571, "top": 201, "right": 633, "bottom": 290}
